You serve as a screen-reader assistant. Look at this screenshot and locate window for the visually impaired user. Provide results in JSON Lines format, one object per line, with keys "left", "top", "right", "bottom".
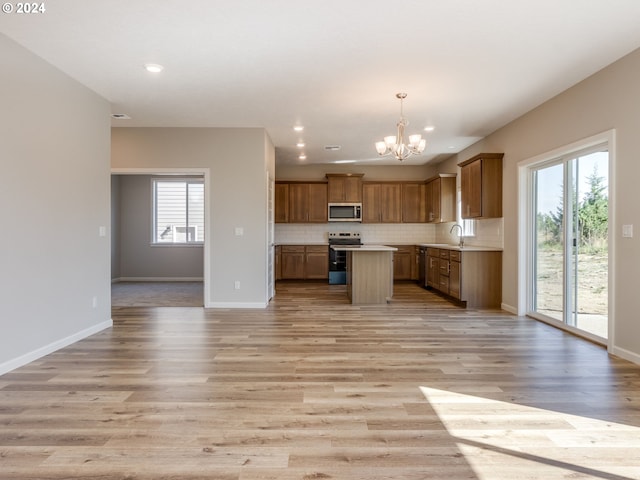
{"left": 152, "top": 178, "right": 204, "bottom": 244}
{"left": 456, "top": 187, "right": 476, "bottom": 237}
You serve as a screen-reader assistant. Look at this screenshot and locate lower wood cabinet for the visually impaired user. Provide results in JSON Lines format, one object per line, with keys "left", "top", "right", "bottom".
{"left": 448, "top": 250, "right": 461, "bottom": 299}
{"left": 304, "top": 245, "right": 329, "bottom": 279}
{"left": 427, "top": 248, "right": 440, "bottom": 289}
{"left": 426, "top": 247, "right": 501, "bottom": 308}
{"left": 280, "top": 245, "right": 328, "bottom": 280}
{"left": 391, "top": 245, "right": 418, "bottom": 281}
{"left": 275, "top": 245, "right": 282, "bottom": 280}
{"left": 281, "top": 246, "right": 305, "bottom": 279}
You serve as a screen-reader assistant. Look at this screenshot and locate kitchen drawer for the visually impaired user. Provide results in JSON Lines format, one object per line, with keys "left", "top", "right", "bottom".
{"left": 427, "top": 248, "right": 439, "bottom": 257}
{"left": 282, "top": 245, "right": 305, "bottom": 253}
{"left": 439, "top": 249, "right": 450, "bottom": 260}
{"left": 439, "top": 275, "right": 449, "bottom": 293}
{"left": 439, "top": 258, "right": 450, "bottom": 276}
{"left": 305, "top": 245, "right": 329, "bottom": 253}
{"left": 450, "top": 250, "right": 461, "bottom": 262}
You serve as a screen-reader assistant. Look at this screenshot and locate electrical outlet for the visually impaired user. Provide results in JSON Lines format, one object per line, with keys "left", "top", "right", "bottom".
{"left": 234, "top": 281, "right": 241, "bottom": 290}
{"left": 92, "top": 296, "right": 97, "bottom": 308}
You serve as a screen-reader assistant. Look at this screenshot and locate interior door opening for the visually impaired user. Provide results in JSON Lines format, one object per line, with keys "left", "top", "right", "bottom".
{"left": 110, "top": 169, "right": 209, "bottom": 308}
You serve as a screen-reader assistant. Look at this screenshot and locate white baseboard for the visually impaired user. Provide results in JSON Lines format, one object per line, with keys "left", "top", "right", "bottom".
{"left": 206, "top": 302, "right": 268, "bottom": 309}
{"left": 115, "top": 277, "right": 204, "bottom": 282}
{"left": 0, "top": 319, "right": 113, "bottom": 376}
{"left": 610, "top": 345, "right": 640, "bottom": 366}
{"left": 501, "top": 303, "right": 518, "bottom": 314}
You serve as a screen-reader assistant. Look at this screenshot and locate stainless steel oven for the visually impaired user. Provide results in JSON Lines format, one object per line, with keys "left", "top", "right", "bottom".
{"left": 328, "top": 232, "right": 361, "bottom": 284}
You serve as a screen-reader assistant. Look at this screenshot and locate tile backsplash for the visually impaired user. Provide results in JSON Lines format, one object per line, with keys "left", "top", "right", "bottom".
{"left": 275, "top": 223, "right": 436, "bottom": 245}
{"left": 276, "top": 218, "right": 503, "bottom": 248}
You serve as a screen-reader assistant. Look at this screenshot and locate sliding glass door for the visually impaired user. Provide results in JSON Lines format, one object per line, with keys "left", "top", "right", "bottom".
{"left": 532, "top": 148, "right": 609, "bottom": 339}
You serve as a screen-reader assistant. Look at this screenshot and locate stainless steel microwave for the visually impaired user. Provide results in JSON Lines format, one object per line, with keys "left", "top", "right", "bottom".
{"left": 328, "top": 203, "right": 362, "bottom": 222}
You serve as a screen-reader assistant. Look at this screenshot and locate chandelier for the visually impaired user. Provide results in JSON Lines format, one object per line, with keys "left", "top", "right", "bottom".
{"left": 375, "top": 93, "right": 426, "bottom": 161}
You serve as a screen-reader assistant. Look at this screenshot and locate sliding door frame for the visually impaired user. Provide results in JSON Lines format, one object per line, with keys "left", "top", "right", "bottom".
{"left": 517, "top": 130, "right": 616, "bottom": 351}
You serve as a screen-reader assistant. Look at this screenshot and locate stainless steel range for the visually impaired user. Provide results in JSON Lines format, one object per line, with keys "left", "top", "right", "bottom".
{"left": 328, "top": 232, "right": 361, "bottom": 284}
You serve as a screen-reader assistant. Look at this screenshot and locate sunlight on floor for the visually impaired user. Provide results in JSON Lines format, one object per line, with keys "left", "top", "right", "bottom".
{"left": 419, "top": 386, "right": 640, "bottom": 480}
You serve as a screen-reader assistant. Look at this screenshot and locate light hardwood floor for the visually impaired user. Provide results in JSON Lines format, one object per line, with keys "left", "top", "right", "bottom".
{"left": 1, "top": 281, "right": 639, "bottom": 479}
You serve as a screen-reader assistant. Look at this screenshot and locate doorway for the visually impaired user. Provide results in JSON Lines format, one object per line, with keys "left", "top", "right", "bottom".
{"left": 519, "top": 131, "right": 613, "bottom": 345}
{"left": 111, "top": 168, "right": 211, "bottom": 307}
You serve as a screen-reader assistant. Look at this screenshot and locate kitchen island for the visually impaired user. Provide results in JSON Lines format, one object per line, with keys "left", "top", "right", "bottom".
{"left": 331, "top": 245, "right": 398, "bottom": 304}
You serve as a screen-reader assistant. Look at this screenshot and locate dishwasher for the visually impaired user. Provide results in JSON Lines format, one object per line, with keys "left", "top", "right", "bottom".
{"left": 418, "top": 246, "right": 426, "bottom": 288}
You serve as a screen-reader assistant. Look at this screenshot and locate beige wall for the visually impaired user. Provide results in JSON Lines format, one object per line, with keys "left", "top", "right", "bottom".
{"left": 441, "top": 47, "right": 640, "bottom": 362}
{"left": 0, "top": 34, "right": 112, "bottom": 372}
{"left": 111, "top": 127, "right": 275, "bottom": 307}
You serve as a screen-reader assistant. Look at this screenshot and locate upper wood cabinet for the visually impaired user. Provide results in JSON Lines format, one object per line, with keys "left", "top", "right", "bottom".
{"left": 277, "top": 182, "right": 328, "bottom": 223}
{"left": 289, "top": 183, "right": 328, "bottom": 223}
{"left": 362, "top": 182, "right": 402, "bottom": 223}
{"left": 458, "top": 153, "right": 503, "bottom": 219}
{"left": 401, "top": 183, "right": 427, "bottom": 223}
{"left": 326, "top": 173, "right": 363, "bottom": 203}
{"left": 274, "top": 183, "right": 289, "bottom": 223}
{"left": 426, "top": 174, "right": 456, "bottom": 223}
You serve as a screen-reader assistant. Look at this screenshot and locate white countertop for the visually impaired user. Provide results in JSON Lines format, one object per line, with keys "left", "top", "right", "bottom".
{"left": 331, "top": 245, "right": 398, "bottom": 252}
{"left": 417, "top": 243, "right": 503, "bottom": 252}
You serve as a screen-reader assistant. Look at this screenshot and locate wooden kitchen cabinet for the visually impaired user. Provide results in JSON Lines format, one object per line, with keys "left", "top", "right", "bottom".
{"left": 425, "top": 247, "right": 501, "bottom": 308}
{"left": 280, "top": 245, "right": 328, "bottom": 280}
{"left": 448, "top": 250, "right": 461, "bottom": 299}
{"left": 326, "top": 173, "right": 363, "bottom": 203}
{"left": 275, "top": 183, "right": 289, "bottom": 223}
{"left": 275, "top": 245, "right": 282, "bottom": 280}
{"left": 401, "top": 183, "right": 427, "bottom": 223}
{"left": 426, "top": 248, "right": 440, "bottom": 289}
{"left": 391, "top": 245, "right": 415, "bottom": 280}
{"left": 459, "top": 153, "right": 503, "bottom": 219}
{"left": 426, "top": 174, "right": 456, "bottom": 223}
{"left": 304, "top": 245, "right": 329, "bottom": 279}
{"left": 438, "top": 249, "right": 450, "bottom": 294}
{"left": 287, "top": 182, "right": 328, "bottom": 223}
{"left": 281, "top": 246, "right": 305, "bottom": 279}
{"left": 362, "top": 182, "right": 402, "bottom": 223}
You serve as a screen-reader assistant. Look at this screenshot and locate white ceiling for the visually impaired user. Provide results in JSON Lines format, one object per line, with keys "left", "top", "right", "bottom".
{"left": 2, "top": 0, "right": 640, "bottom": 166}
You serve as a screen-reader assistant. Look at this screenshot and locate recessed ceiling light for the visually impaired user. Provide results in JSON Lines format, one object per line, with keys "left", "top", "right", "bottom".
{"left": 424, "top": 126, "right": 435, "bottom": 132}
{"left": 296, "top": 142, "right": 305, "bottom": 148}
{"left": 111, "top": 113, "right": 131, "bottom": 119}
{"left": 324, "top": 145, "right": 341, "bottom": 151}
{"left": 298, "top": 154, "right": 307, "bottom": 160}
{"left": 293, "top": 125, "right": 304, "bottom": 132}
{"left": 144, "top": 63, "right": 164, "bottom": 73}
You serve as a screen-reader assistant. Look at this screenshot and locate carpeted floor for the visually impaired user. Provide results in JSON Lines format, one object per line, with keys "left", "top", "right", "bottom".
{"left": 111, "top": 281, "right": 204, "bottom": 307}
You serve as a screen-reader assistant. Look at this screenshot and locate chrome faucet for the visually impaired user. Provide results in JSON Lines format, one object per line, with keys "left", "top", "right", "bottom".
{"left": 450, "top": 224, "right": 464, "bottom": 248}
